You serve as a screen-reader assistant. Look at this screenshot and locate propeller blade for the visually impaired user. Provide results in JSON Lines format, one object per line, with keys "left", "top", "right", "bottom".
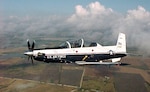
{"left": 27, "top": 56, "right": 34, "bottom": 65}
{"left": 31, "top": 56, "right": 34, "bottom": 65}
{"left": 27, "top": 39, "right": 31, "bottom": 50}
{"left": 28, "top": 56, "right": 30, "bottom": 61}
{"left": 31, "top": 41, "right": 35, "bottom": 51}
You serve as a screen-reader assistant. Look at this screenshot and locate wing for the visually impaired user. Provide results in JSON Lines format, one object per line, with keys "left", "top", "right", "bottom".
{"left": 75, "top": 61, "right": 121, "bottom": 65}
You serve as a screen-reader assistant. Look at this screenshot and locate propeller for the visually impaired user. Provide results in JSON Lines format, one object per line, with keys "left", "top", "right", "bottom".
{"left": 25, "top": 39, "right": 35, "bottom": 65}
{"left": 27, "top": 39, "right": 35, "bottom": 51}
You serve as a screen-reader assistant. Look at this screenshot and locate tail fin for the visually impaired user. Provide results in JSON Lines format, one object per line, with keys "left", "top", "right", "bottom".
{"left": 116, "top": 33, "right": 126, "bottom": 53}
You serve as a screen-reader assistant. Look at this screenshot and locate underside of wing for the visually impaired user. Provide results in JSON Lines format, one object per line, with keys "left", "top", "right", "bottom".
{"left": 75, "top": 61, "right": 121, "bottom": 65}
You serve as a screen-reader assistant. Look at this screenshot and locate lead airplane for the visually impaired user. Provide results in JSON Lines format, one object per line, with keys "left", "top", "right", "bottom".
{"left": 24, "top": 33, "right": 127, "bottom": 65}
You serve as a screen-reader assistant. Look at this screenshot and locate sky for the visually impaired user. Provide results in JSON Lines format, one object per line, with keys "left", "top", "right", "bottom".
{"left": 1, "top": 0, "right": 150, "bottom": 15}
{"left": 0, "top": 0, "right": 150, "bottom": 55}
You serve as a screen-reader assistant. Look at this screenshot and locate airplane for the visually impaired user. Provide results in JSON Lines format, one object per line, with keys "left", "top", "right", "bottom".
{"left": 24, "top": 33, "right": 127, "bottom": 65}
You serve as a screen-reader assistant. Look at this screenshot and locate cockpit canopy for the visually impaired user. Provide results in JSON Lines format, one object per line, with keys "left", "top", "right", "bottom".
{"left": 34, "top": 39, "right": 101, "bottom": 50}
{"left": 59, "top": 39, "right": 84, "bottom": 48}
{"left": 59, "top": 39, "right": 101, "bottom": 48}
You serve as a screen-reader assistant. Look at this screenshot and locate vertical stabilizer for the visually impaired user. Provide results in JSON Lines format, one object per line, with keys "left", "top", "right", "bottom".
{"left": 116, "top": 33, "right": 126, "bottom": 53}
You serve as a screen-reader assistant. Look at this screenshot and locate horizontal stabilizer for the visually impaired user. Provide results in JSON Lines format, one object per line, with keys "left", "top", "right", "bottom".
{"left": 75, "top": 61, "right": 121, "bottom": 65}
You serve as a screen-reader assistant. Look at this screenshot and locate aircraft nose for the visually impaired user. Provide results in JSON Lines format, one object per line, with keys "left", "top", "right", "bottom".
{"left": 24, "top": 51, "right": 33, "bottom": 56}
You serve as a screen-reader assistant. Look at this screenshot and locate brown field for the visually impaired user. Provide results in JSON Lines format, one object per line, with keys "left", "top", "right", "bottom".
{"left": 121, "top": 56, "right": 150, "bottom": 70}
{"left": 0, "top": 77, "right": 74, "bottom": 92}
{"left": 118, "top": 56, "right": 150, "bottom": 83}
{"left": 0, "top": 47, "right": 26, "bottom": 54}
{"left": 114, "top": 73, "right": 148, "bottom": 92}
{"left": 115, "top": 66, "right": 150, "bottom": 83}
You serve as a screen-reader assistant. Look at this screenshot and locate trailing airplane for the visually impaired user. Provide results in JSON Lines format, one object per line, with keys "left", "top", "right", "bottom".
{"left": 24, "top": 33, "right": 127, "bottom": 65}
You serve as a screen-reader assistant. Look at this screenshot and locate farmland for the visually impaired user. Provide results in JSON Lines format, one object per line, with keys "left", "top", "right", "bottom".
{"left": 114, "top": 73, "right": 148, "bottom": 92}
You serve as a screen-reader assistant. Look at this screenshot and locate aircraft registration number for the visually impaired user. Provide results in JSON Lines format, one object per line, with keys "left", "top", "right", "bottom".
{"left": 47, "top": 55, "right": 66, "bottom": 59}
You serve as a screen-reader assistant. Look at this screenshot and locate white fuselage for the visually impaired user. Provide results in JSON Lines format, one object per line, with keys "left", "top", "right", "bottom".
{"left": 33, "top": 46, "right": 116, "bottom": 57}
